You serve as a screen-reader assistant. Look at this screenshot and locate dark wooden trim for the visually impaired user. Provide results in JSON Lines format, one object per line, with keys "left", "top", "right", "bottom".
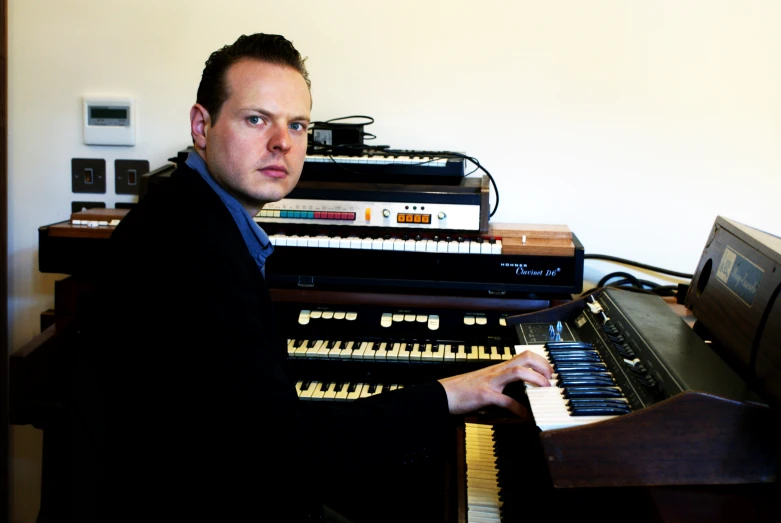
{"left": 1, "top": 0, "right": 9, "bottom": 520}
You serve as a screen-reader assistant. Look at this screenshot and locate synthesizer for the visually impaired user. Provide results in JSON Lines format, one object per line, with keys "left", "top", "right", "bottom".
{"left": 300, "top": 149, "right": 467, "bottom": 185}
{"left": 504, "top": 286, "right": 780, "bottom": 487}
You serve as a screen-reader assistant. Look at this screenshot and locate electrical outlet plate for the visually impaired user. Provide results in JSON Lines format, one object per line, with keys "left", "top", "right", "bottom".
{"left": 115, "top": 159, "right": 149, "bottom": 195}
{"left": 72, "top": 158, "right": 106, "bottom": 194}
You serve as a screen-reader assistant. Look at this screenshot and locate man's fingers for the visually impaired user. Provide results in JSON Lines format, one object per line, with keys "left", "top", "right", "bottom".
{"left": 514, "top": 349, "right": 553, "bottom": 378}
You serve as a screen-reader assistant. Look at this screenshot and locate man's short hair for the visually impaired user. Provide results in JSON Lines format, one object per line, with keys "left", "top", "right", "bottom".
{"left": 196, "top": 33, "right": 310, "bottom": 123}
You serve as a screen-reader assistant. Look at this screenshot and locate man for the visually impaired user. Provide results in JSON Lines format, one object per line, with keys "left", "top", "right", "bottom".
{"left": 73, "top": 33, "right": 552, "bottom": 522}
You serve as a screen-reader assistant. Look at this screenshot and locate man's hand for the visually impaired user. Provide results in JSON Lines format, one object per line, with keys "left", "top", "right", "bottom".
{"left": 438, "top": 349, "right": 553, "bottom": 417}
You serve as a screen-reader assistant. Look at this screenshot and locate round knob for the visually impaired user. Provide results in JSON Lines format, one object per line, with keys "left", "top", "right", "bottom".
{"left": 382, "top": 209, "right": 391, "bottom": 218}
{"left": 437, "top": 211, "right": 446, "bottom": 220}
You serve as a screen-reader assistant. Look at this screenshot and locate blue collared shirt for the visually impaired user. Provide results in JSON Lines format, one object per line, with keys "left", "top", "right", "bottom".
{"left": 185, "top": 150, "right": 274, "bottom": 276}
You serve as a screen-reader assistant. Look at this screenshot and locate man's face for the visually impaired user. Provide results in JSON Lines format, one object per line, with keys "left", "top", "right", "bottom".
{"left": 195, "top": 59, "right": 311, "bottom": 215}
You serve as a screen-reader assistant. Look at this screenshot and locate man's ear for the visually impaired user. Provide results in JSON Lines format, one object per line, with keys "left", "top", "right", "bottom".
{"left": 190, "top": 103, "right": 210, "bottom": 150}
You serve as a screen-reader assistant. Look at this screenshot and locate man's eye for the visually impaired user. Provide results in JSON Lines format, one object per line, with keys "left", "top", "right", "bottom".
{"left": 290, "top": 122, "right": 305, "bottom": 132}
{"left": 248, "top": 116, "right": 261, "bottom": 125}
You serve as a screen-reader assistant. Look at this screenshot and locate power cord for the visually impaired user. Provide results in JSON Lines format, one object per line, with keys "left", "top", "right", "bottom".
{"left": 581, "top": 253, "right": 694, "bottom": 300}
{"left": 307, "top": 115, "right": 501, "bottom": 217}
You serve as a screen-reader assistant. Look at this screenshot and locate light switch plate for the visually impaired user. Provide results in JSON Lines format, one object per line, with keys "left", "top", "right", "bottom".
{"left": 115, "top": 159, "right": 149, "bottom": 195}
{"left": 72, "top": 158, "right": 106, "bottom": 193}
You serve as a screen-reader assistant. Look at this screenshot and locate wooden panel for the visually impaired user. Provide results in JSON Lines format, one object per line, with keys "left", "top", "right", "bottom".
{"left": 540, "top": 391, "right": 780, "bottom": 487}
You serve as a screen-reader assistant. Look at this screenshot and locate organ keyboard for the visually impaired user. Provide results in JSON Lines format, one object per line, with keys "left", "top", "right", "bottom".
{"left": 262, "top": 222, "right": 584, "bottom": 295}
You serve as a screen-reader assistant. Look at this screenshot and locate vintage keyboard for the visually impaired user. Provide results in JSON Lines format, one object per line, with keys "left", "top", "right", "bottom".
{"left": 301, "top": 150, "right": 467, "bottom": 185}
{"left": 262, "top": 223, "right": 584, "bottom": 295}
{"left": 504, "top": 287, "right": 780, "bottom": 487}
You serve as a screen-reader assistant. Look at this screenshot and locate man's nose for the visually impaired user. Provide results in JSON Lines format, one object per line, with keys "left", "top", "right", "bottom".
{"left": 268, "top": 125, "right": 292, "bottom": 152}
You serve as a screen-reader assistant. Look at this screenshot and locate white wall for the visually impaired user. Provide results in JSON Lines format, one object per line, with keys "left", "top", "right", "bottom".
{"left": 7, "top": 0, "right": 781, "bottom": 521}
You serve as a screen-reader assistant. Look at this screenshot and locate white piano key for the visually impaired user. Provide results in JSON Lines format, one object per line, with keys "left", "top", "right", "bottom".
{"left": 322, "top": 382, "right": 338, "bottom": 401}
{"left": 397, "top": 343, "right": 411, "bottom": 362}
{"left": 358, "top": 383, "right": 372, "bottom": 399}
{"left": 443, "top": 344, "right": 456, "bottom": 362}
{"left": 448, "top": 241, "right": 460, "bottom": 253}
{"left": 309, "top": 381, "right": 328, "bottom": 401}
{"left": 351, "top": 341, "right": 369, "bottom": 359}
{"left": 491, "top": 240, "right": 502, "bottom": 254}
{"left": 426, "top": 240, "right": 438, "bottom": 253}
{"left": 326, "top": 341, "right": 343, "bottom": 358}
{"left": 404, "top": 239, "right": 417, "bottom": 251}
{"left": 298, "top": 380, "right": 319, "bottom": 399}
{"left": 371, "top": 237, "right": 384, "bottom": 250}
{"left": 437, "top": 241, "right": 449, "bottom": 253}
{"left": 293, "top": 340, "right": 312, "bottom": 357}
{"left": 334, "top": 382, "right": 350, "bottom": 401}
{"left": 386, "top": 342, "right": 401, "bottom": 360}
{"left": 338, "top": 237, "right": 352, "bottom": 248}
{"left": 374, "top": 342, "right": 389, "bottom": 360}
{"left": 314, "top": 340, "right": 333, "bottom": 358}
{"left": 305, "top": 340, "right": 324, "bottom": 357}
{"left": 393, "top": 239, "right": 405, "bottom": 251}
{"left": 345, "top": 382, "right": 363, "bottom": 401}
{"left": 362, "top": 341, "right": 376, "bottom": 360}
{"left": 338, "top": 341, "right": 355, "bottom": 359}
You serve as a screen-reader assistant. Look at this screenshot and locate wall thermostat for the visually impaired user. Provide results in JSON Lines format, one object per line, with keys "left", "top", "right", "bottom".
{"left": 83, "top": 96, "right": 136, "bottom": 146}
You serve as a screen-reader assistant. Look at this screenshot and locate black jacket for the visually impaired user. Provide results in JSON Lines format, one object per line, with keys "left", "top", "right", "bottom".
{"left": 70, "top": 163, "right": 452, "bottom": 522}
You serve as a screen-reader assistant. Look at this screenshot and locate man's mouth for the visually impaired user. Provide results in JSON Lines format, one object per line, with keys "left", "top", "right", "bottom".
{"left": 260, "top": 165, "right": 288, "bottom": 178}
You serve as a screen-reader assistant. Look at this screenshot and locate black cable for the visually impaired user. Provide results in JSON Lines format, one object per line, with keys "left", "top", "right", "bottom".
{"left": 584, "top": 254, "right": 694, "bottom": 279}
{"left": 597, "top": 271, "right": 645, "bottom": 289}
{"left": 384, "top": 149, "right": 500, "bottom": 217}
{"left": 307, "top": 144, "right": 500, "bottom": 216}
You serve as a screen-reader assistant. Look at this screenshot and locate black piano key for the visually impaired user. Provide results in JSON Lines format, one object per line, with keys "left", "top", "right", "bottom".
{"left": 554, "top": 363, "right": 608, "bottom": 372}
{"left": 567, "top": 398, "right": 629, "bottom": 407}
{"left": 545, "top": 341, "right": 595, "bottom": 349}
{"left": 557, "top": 377, "right": 616, "bottom": 387}
{"left": 569, "top": 406, "right": 631, "bottom": 416}
{"left": 563, "top": 386, "right": 624, "bottom": 398}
